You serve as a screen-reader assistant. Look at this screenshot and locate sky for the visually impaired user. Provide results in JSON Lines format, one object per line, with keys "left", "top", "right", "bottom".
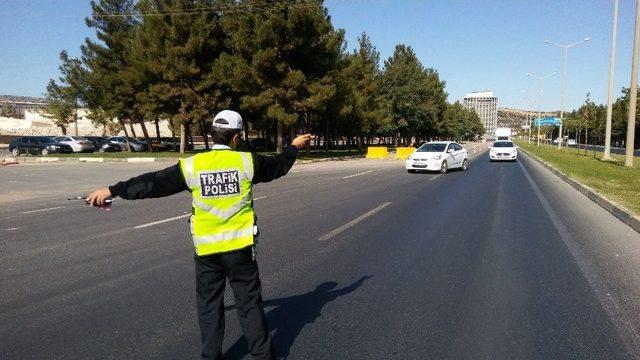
{"left": 0, "top": 0, "right": 637, "bottom": 112}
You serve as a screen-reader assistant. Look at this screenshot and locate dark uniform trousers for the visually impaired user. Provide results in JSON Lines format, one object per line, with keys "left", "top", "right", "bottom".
{"left": 195, "top": 247, "right": 276, "bottom": 360}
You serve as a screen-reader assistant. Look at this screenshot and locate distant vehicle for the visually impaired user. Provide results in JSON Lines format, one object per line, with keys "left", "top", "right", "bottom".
{"left": 567, "top": 139, "right": 577, "bottom": 146}
{"left": 54, "top": 136, "right": 95, "bottom": 153}
{"left": 490, "top": 141, "right": 518, "bottom": 161}
{"left": 106, "top": 136, "right": 149, "bottom": 152}
{"left": 9, "top": 136, "right": 73, "bottom": 156}
{"left": 495, "top": 128, "right": 512, "bottom": 141}
{"left": 405, "top": 141, "right": 468, "bottom": 174}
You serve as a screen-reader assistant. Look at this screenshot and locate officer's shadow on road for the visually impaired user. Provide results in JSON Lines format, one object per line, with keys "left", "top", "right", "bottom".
{"left": 224, "top": 275, "right": 372, "bottom": 359}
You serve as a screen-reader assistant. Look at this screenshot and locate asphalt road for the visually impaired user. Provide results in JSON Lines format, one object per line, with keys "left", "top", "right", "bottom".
{"left": 2, "top": 145, "right": 640, "bottom": 359}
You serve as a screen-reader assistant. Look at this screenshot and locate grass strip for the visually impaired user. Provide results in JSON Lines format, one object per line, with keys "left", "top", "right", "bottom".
{"left": 517, "top": 141, "right": 640, "bottom": 215}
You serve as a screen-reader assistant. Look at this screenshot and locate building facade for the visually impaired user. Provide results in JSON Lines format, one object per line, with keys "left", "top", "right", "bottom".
{"left": 463, "top": 90, "right": 497, "bottom": 137}
{"left": 0, "top": 96, "right": 46, "bottom": 119}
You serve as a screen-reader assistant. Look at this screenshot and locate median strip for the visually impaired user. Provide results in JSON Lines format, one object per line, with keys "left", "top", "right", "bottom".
{"left": 318, "top": 202, "right": 391, "bottom": 241}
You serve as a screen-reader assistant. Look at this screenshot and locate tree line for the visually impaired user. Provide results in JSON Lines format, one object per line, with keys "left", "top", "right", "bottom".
{"left": 544, "top": 90, "right": 640, "bottom": 150}
{"left": 46, "top": 0, "right": 485, "bottom": 153}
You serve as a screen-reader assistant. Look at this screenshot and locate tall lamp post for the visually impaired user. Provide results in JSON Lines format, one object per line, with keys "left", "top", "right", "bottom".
{"left": 545, "top": 37, "right": 591, "bottom": 149}
{"left": 604, "top": 0, "right": 619, "bottom": 160}
{"left": 626, "top": 0, "right": 640, "bottom": 167}
{"left": 527, "top": 72, "right": 557, "bottom": 146}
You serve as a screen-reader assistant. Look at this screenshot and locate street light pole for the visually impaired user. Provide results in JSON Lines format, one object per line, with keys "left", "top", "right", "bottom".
{"left": 545, "top": 37, "right": 591, "bottom": 149}
{"left": 527, "top": 72, "right": 557, "bottom": 146}
{"left": 626, "top": 0, "right": 640, "bottom": 167}
{"left": 604, "top": 0, "right": 619, "bottom": 160}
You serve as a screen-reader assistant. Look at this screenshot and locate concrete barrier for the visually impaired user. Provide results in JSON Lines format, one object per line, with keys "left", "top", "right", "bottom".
{"left": 40, "top": 157, "right": 60, "bottom": 162}
{"left": 127, "top": 157, "right": 155, "bottom": 163}
{"left": 394, "top": 147, "right": 415, "bottom": 160}
{"left": 2, "top": 156, "right": 19, "bottom": 165}
{"left": 79, "top": 157, "right": 104, "bottom": 163}
{"left": 366, "top": 147, "right": 389, "bottom": 159}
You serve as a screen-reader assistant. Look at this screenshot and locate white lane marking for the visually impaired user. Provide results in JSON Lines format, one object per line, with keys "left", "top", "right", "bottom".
{"left": 4, "top": 227, "right": 19, "bottom": 231}
{"left": 429, "top": 174, "right": 442, "bottom": 181}
{"left": 518, "top": 159, "right": 640, "bottom": 356}
{"left": 133, "top": 213, "right": 191, "bottom": 229}
{"left": 342, "top": 170, "right": 374, "bottom": 179}
{"left": 318, "top": 202, "right": 391, "bottom": 241}
{"left": 19, "top": 206, "right": 64, "bottom": 215}
{"left": 254, "top": 196, "right": 267, "bottom": 201}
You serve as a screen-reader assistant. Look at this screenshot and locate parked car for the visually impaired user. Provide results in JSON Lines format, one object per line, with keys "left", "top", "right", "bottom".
{"left": 106, "top": 136, "right": 149, "bottom": 152}
{"left": 86, "top": 136, "right": 123, "bottom": 153}
{"left": 9, "top": 136, "right": 74, "bottom": 156}
{"left": 159, "top": 137, "right": 194, "bottom": 151}
{"left": 567, "top": 139, "right": 577, "bottom": 146}
{"left": 405, "top": 141, "right": 468, "bottom": 174}
{"left": 489, "top": 141, "right": 518, "bottom": 161}
{"left": 53, "top": 136, "right": 95, "bottom": 153}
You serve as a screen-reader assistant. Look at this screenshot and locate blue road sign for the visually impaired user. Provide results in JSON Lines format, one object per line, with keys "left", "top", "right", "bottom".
{"left": 534, "top": 117, "right": 561, "bottom": 126}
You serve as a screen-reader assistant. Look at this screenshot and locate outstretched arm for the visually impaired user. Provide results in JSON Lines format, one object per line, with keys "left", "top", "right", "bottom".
{"left": 86, "top": 162, "right": 188, "bottom": 206}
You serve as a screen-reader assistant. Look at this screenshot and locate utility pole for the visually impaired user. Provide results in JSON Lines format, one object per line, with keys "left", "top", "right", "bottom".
{"left": 527, "top": 72, "right": 557, "bottom": 146}
{"left": 604, "top": 0, "right": 619, "bottom": 160}
{"left": 627, "top": 0, "right": 640, "bottom": 167}
{"left": 545, "top": 37, "right": 591, "bottom": 149}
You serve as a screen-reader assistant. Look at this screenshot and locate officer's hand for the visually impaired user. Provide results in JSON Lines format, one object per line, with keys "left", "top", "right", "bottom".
{"left": 291, "top": 134, "right": 312, "bottom": 149}
{"left": 86, "top": 188, "right": 112, "bottom": 206}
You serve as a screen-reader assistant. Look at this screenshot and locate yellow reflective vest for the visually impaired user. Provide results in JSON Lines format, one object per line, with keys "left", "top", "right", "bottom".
{"left": 179, "top": 149, "right": 255, "bottom": 256}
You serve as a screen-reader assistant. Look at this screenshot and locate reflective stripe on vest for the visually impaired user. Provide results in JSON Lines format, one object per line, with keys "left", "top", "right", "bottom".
{"left": 179, "top": 150, "right": 255, "bottom": 256}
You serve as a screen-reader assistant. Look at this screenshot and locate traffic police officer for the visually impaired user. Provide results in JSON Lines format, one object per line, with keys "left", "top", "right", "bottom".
{"left": 87, "top": 110, "right": 311, "bottom": 359}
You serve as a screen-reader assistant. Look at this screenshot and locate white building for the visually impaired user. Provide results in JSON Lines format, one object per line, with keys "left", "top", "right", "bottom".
{"left": 463, "top": 90, "right": 498, "bottom": 137}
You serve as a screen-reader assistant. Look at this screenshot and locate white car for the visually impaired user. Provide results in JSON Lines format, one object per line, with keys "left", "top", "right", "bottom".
{"left": 54, "top": 136, "right": 95, "bottom": 153}
{"left": 489, "top": 140, "right": 518, "bottom": 161}
{"left": 405, "top": 141, "right": 469, "bottom": 174}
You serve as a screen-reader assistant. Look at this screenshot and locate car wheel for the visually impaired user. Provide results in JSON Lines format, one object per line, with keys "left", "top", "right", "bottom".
{"left": 461, "top": 159, "right": 468, "bottom": 171}
{"left": 407, "top": 169, "right": 416, "bottom": 173}
{"left": 41, "top": 148, "right": 49, "bottom": 156}
{"left": 440, "top": 160, "right": 448, "bottom": 174}
{"left": 11, "top": 148, "right": 20, "bottom": 157}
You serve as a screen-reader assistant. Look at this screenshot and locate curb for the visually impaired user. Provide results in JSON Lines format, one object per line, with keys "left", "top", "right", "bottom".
{"left": 127, "top": 157, "right": 155, "bottom": 163}
{"left": 520, "top": 148, "right": 640, "bottom": 235}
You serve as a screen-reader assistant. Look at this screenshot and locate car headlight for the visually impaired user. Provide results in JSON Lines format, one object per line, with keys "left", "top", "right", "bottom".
{"left": 47, "top": 145, "right": 59, "bottom": 149}
{"left": 433, "top": 155, "right": 442, "bottom": 160}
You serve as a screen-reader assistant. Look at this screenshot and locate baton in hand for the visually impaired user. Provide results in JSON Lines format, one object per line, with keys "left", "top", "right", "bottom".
{"left": 68, "top": 196, "right": 114, "bottom": 211}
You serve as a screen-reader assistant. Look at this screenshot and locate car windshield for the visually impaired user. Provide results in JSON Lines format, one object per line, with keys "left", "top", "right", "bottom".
{"left": 417, "top": 143, "right": 447, "bottom": 152}
{"left": 493, "top": 142, "right": 514, "bottom": 148}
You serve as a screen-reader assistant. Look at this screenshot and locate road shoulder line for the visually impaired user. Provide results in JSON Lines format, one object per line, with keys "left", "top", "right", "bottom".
{"left": 518, "top": 159, "right": 640, "bottom": 357}
{"left": 519, "top": 148, "right": 640, "bottom": 235}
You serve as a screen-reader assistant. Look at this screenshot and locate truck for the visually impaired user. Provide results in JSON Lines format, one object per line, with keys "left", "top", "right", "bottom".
{"left": 495, "top": 128, "right": 512, "bottom": 141}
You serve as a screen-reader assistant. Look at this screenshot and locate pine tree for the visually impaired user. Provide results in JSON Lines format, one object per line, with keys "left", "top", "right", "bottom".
{"left": 44, "top": 50, "right": 85, "bottom": 135}
{"left": 237, "top": 0, "right": 344, "bottom": 153}
{"left": 82, "top": 0, "right": 139, "bottom": 150}
{"left": 134, "top": 0, "right": 227, "bottom": 153}
{"left": 380, "top": 44, "right": 447, "bottom": 145}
